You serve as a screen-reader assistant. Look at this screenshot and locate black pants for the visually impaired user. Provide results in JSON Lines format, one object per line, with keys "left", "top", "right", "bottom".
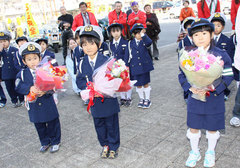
{"left": 5, "top": 79, "right": 23, "bottom": 103}
{"left": 62, "top": 30, "right": 73, "bottom": 60}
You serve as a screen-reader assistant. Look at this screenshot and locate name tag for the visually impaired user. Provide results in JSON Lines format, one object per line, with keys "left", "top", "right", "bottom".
{"left": 221, "top": 43, "right": 226, "bottom": 45}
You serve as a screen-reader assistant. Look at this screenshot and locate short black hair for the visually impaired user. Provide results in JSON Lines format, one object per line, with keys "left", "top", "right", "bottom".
{"left": 110, "top": 26, "right": 122, "bottom": 33}
{"left": 144, "top": 4, "right": 151, "bottom": 9}
{"left": 79, "top": 2, "right": 87, "bottom": 8}
{"left": 38, "top": 40, "right": 48, "bottom": 45}
{"left": 183, "top": 0, "right": 190, "bottom": 5}
{"left": 17, "top": 39, "right": 28, "bottom": 44}
{"left": 115, "top": 1, "right": 122, "bottom": 5}
{"left": 184, "top": 20, "right": 194, "bottom": 29}
{"left": 80, "top": 35, "right": 100, "bottom": 48}
{"left": 211, "top": 19, "right": 225, "bottom": 27}
{"left": 132, "top": 29, "right": 142, "bottom": 35}
{"left": 190, "top": 26, "right": 213, "bottom": 37}
{"left": 22, "top": 53, "right": 41, "bottom": 61}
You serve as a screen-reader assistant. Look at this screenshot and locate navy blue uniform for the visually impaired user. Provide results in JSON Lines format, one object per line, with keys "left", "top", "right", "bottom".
{"left": 125, "top": 35, "right": 154, "bottom": 86}
{"left": 0, "top": 46, "right": 23, "bottom": 103}
{"left": 73, "top": 46, "right": 84, "bottom": 74}
{"left": 0, "top": 58, "right": 6, "bottom": 104}
{"left": 178, "top": 47, "right": 233, "bottom": 131}
{"left": 230, "top": 34, "right": 239, "bottom": 81}
{"left": 15, "top": 68, "right": 61, "bottom": 146}
{"left": 109, "top": 37, "right": 128, "bottom": 60}
{"left": 41, "top": 50, "right": 55, "bottom": 59}
{"left": 99, "top": 42, "right": 110, "bottom": 56}
{"left": 76, "top": 53, "right": 120, "bottom": 151}
{"left": 178, "top": 35, "right": 193, "bottom": 51}
{"left": 14, "top": 51, "right": 25, "bottom": 72}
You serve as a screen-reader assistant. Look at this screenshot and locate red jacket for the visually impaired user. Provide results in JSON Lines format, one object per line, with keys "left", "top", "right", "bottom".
{"left": 72, "top": 12, "right": 98, "bottom": 31}
{"left": 108, "top": 10, "right": 127, "bottom": 36}
{"left": 127, "top": 10, "right": 147, "bottom": 29}
{"left": 231, "top": 0, "right": 240, "bottom": 30}
{"left": 197, "top": 0, "right": 220, "bottom": 19}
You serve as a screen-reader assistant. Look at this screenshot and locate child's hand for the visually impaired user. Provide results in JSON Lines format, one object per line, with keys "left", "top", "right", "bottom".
{"left": 189, "top": 87, "right": 206, "bottom": 96}
{"left": 30, "top": 86, "right": 39, "bottom": 94}
{"left": 141, "top": 29, "right": 146, "bottom": 34}
{"left": 38, "top": 91, "right": 46, "bottom": 97}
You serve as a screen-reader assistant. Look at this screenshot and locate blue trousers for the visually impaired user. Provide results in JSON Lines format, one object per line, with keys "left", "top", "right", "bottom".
{"left": 34, "top": 118, "right": 61, "bottom": 146}
{"left": 5, "top": 79, "right": 24, "bottom": 103}
{"left": 93, "top": 113, "right": 120, "bottom": 152}
{"left": 0, "top": 83, "right": 6, "bottom": 104}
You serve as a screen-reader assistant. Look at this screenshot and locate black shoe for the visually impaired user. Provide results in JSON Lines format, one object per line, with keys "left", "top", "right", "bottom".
{"left": 120, "top": 99, "right": 126, "bottom": 106}
{"left": 154, "top": 57, "right": 159, "bottom": 60}
{"left": 125, "top": 99, "right": 132, "bottom": 107}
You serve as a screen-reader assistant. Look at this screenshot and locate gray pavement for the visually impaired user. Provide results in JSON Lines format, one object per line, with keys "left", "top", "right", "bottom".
{"left": 1, "top": 43, "right": 240, "bottom": 168}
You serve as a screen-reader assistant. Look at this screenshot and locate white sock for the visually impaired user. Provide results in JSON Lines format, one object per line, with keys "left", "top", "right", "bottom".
{"left": 143, "top": 86, "right": 151, "bottom": 100}
{"left": 120, "top": 92, "right": 126, "bottom": 99}
{"left": 126, "top": 89, "right": 132, "bottom": 100}
{"left": 136, "top": 87, "right": 144, "bottom": 100}
{"left": 186, "top": 129, "right": 201, "bottom": 153}
{"left": 206, "top": 131, "right": 220, "bottom": 152}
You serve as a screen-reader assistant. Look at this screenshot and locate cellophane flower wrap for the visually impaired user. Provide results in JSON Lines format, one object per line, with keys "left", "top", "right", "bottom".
{"left": 179, "top": 47, "right": 224, "bottom": 101}
{"left": 27, "top": 57, "right": 68, "bottom": 103}
{"left": 80, "top": 57, "right": 136, "bottom": 113}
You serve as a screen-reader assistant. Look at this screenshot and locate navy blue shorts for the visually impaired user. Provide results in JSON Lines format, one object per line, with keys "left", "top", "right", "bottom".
{"left": 131, "top": 72, "right": 150, "bottom": 86}
{"left": 187, "top": 112, "right": 225, "bottom": 131}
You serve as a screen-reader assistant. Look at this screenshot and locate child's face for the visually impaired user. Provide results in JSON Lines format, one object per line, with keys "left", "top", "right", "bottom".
{"left": 192, "top": 31, "right": 213, "bottom": 49}
{"left": 0, "top": 40, "right": 10, "bottom": 49}
{"left": 111, "top": 29, "right": 121, "bottom": 40}
{"left": 212, "top": 21, "right": 224, "bottom": 35}
{"left": 18, "top": 40, "right": 27, "bottom": 47}
{"left": 184, "top": 2, "right": 189, "bottom": 7}
{"left": 23, "top": 54, "right": 41, "bottom": 70}
{"left": 82, "top": 41, "right": 100, "bottom": 57}
{"left": 69, "top": 39, "right": 77, "bottom": 51}
{"left": 39, "top": 41, "right": 47, "bottom": 52}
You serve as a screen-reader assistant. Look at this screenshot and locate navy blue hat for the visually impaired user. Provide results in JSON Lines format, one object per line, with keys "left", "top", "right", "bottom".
{"left": 19, "top": 42, "right": 41, "bottom": 56}
{"left": 35, "top": 38, "right": 48, "bottom": 45}
{"left": 130, "top": 23, "right": 144, "bottom": 34}
{"left": 209, "top": 12, "right": 226, "bottom": 26}
{"left": 79, "top": 25, "right": 103, "bottom": 42}
{"left": 107, "top": 23, "right": 123, "bottom": 33}
{"left": 0, "top": 31, "right": 11, "bottom": 40}
{"left": 16, "top": 36, "right": 28, "bottom": 44}
{"left": 188, "top": 18, "right": 215, "bottom": 36}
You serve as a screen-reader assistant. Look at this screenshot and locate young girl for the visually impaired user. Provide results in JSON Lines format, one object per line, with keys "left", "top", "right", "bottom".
{"left": 107, "top": 23, "right": 131, "bottom": 106}
{"left": 76, "top": 25, "right": 120, "bottom": 159}
{"left": 14, "top": 36, "right": 28, "bottom": 72}
{"left": 35, "top": 38, "right": 55, "bottom": 59}
{"left": 178, "top": 18, "right": 233, "bottom": 167}
{"left": 15, "top": 42, "right": 61, "bottom": 153}
{"left": 66, "top": 38, "right": 81, "bottom": 95}
{"left": 125, "top": 23, "right": 154, "bottom": 109}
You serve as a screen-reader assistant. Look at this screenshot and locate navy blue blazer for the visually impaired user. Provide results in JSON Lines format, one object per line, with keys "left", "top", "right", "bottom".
{"left": 73, "top": 46, "right": 84, "bottom": 74}
{"left": 178, "top": 46, "right": 233, "bottom": 115}
{"left": 109, "top": 37, "right": 128, "bottom": 61}
{"left": 0, "top": 46, "right": 18, "bottom": 80}
{"left": 178, "top": 36, "right": 192, "bottom": 50}
{"left": 125, "top": 35, "right": 154, "bottom": 76}
{"left": 15, "top": 68, "right": 59, "bottom": 123}
{"left": 42, "top": 50, "right": 55, "bottom": 59}
{"left": 14, "top": 51, "right": 25, "bottom": 72}
{"left": 76, "top": 53, "right": 120, "bottom": 118}
{"left": 216, "top": 33, "right": 235, "bottom": 60}
{"left": 99, "top": 42, "right": 110, "bottom": 56}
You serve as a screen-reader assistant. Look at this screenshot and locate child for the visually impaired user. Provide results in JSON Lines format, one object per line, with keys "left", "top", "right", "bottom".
{"left": 107, "top": 23, "right": 132, "bottom": 106}
{"left": 66, "top": 38, "right": 81, "bottom": 95}
{"left": 15, "top": 42, "right": 61, "bottom": 153}
{"left": 73, "top": 27, "right": 84, "bottom": 75}
{"left": 0, "top": 53, "right": 6, "bottom": 108}
{"left": 179, "top": 0, "right": 196, "bottom": 23}
{"left": 76, "top": 25, "right": 120, "bottom": 159}
{"left": 14, "top": 36, "right": 28, "bottom": 72}
{"left": 210, "top": 12, "right": 235, "bottom": 100}
{"left": 0, "top": 31, "right": 23, "bottom": 107}
{"left": 35, "top": 38, "right": 55, "bottom": 59}
{"left": 178, "top": 18, "right": 233, "bottom": 167}
{"left": 125, "top": 23, "right": 154, "bottom": 108}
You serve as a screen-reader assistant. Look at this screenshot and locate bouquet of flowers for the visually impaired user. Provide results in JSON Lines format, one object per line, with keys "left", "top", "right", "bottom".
{"left": 179, "top": 47, "right": 224, "bottom": 101}
{"left": 27, "top": 58, "right": 68, "bottom": 103}
{"left": 81, "top": 58, "right": 136, "bottom": 112}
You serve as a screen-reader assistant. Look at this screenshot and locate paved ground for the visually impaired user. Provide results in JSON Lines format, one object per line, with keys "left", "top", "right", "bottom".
{"left": 1, "top": 42, "right": 240, "bottom": 168}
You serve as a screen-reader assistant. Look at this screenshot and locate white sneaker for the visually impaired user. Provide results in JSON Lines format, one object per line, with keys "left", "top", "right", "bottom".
{"left": 204, "top": 150, "right": 215, "bottom": 167}
{"left": 185, "top": 150, "right": 201, "bottom": 167}
{"left": 230, "top": 117, "right": 240, "bottom": 127}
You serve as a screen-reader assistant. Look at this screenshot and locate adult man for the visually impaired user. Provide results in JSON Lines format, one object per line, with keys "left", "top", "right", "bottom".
{"left": 108, "top": 1, "right": 127, "bottom": 37}
{"left": 58, "top": 6, "right": 73, "bottom": 65}
{"left": 72, "top": 2, "right": 98, "bottom": 31}
{"left": 144, "top": 4, "right": 161, "bottom": 60}
{"left": 127, "top": 1, "right": 147, "bottom": 30}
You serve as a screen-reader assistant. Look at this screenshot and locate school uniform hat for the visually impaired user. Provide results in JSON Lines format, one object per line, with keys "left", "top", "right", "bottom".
{"left": 209, "top": 12, "right": 227, "bottom": 26}
{"left": 182, "top": 17, "right": 195, "bottom": 30}
{"left": 75, "top": 26, "right": 84, "bottom": 35}
{"left": 0, "top": 31, "right": 11, "bottom": 40}
{"left": 188, "top": 18, "right": 215, "bottom": 36}
{"left": 131, "top": 1, "right": 138, "bottom": 6}
{"left": 130, "top": 23, "right": 144, "bottom": 34}
{"left": 107, "top": 23, "right": 123, "bottom": 33}
{"left": 35, "top": 38, "right": 48, "bottom": 45}
{"left": 19, "top": 42, "right": 41, "bottom": 56}
{"left": 16, "top": 36, "right": 28, "bottom": 44}
{"left": 79, "top": 25, "right": 104, "bottom": 43}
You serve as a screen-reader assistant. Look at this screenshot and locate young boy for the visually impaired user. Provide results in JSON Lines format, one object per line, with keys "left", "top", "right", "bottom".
{"left": 0, "top": 31, "right": 23, "bottom": 107}
{"left": 76, "top": 25, "right": 120, "bottom": 159}
{"left": 36, "top": 38, "right": 55, "bottom": 59}
{"left": 15, "top": 42, "right": 61, "bottom": 153}
{"left": 14, "top": 36, "right": 28, "bottom": 72}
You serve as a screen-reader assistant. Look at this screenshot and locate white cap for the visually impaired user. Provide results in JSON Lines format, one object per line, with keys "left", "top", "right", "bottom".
{"left": 79, "top": 25, "right": 104, "bottom": 43}
{"left": 19, "top": 42, "right": 42, "bottom": 56}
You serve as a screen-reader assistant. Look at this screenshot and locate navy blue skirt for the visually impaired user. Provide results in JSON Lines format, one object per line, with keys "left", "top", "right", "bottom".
{"left": 131, "top": 72, "right": 150, "bottom": 86}
{"left": 187, "top": 112, "right": 225, "bottom": 131}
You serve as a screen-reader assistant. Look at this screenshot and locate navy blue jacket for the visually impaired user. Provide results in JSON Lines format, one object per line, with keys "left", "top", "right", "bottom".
{"left": 125, "top": 35, "right": 154, "bottom": 76}
{"left": 42, "top": 50, "right": 55, "bottom": 59}
{"left": 15, "top": 68, "right": 59, "bottom": 123}
{"left": 178, "top": 47, "right": 233, "bottom": 115}
{"left": 99, "top": 42, "right": 110, "bottom": 56}
{"left": 14, "top": 51, "right": 25, "bottom": 72}
{"left": 109, "top": 37, "right": 128, "bottom": 61}
{"left": 178, "top": 36, "right": 192, "bottom": 50}
{"left": 76, "top": 53, "right": 120, "bottom": 118}
{"left": 0, "top": 46, "right": 18, "bottom": 80}
{"left": 73, "top": 46, "right": 84, "bottom": 74}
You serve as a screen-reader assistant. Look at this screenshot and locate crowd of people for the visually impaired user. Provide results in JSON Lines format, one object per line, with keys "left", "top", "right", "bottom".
{"left": 1, "top": 0, "right": 240, "bottom": 167}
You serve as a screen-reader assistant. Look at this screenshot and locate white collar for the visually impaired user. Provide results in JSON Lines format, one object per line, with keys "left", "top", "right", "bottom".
{"left": 113, "top": 37, "right": 121, "bottom": 45}
{"left": 135, "top": 38, "right": 140, "bottom": 44}
{"left": 41, "top": 50, "right": 46, "bottom": 56}
{"left": 214, "top": 33, "right": 221, "bottom": 40}
{"left": 4, "top": 46, "right": 10, "bottom": 52}
{"left": 88, "top": 54, "right": 98, "bottom": 66}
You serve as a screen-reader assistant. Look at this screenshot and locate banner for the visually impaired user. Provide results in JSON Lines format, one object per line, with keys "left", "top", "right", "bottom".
{"left": 86, "top": 0, "right": 94, "bottom": 13}
{"left": 25, "top": 3, "right": 39, "bottom": 37}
